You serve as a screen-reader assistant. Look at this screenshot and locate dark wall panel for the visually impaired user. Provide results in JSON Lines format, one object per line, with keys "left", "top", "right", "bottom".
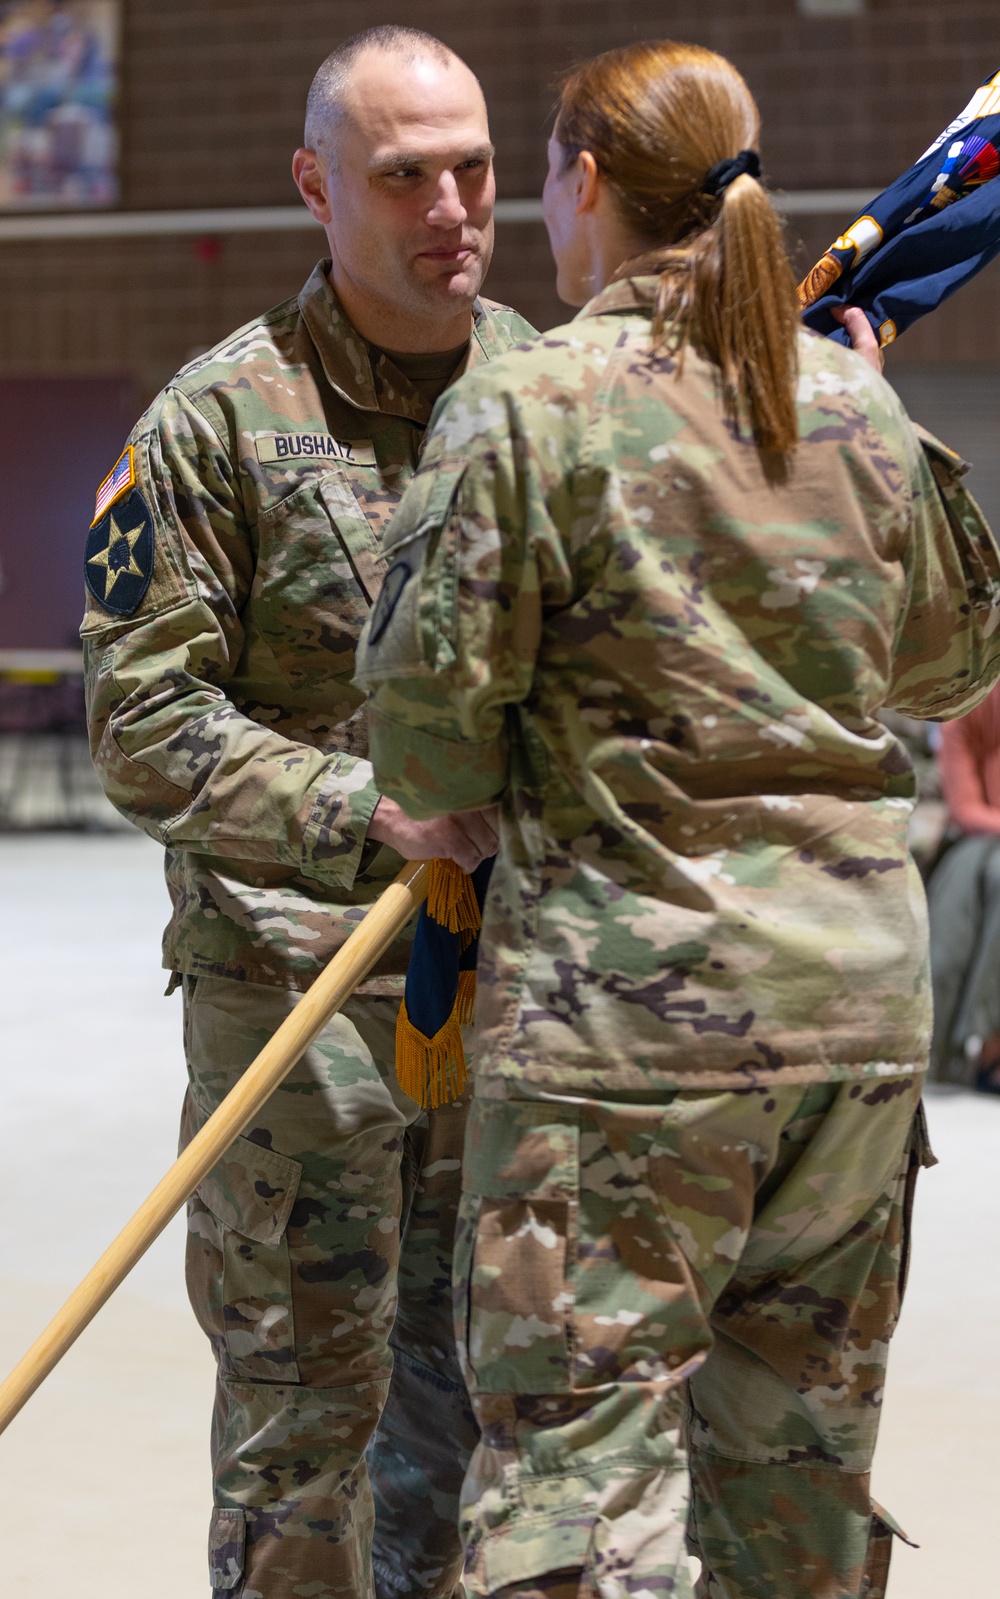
{"left": 0, "top": 378, "right": 137, "bottom": 648}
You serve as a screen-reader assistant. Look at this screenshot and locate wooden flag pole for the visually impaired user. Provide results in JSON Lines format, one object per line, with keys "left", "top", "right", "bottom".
{"left": 0, "top": 858, "right": 430, "bottom": 1439}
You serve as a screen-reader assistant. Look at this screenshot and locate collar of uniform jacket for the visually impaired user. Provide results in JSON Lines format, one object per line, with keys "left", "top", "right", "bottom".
{"left": 298, "top": 259, "right": 515, "bottom": 424}
{"left": 574, "top": 274, "right": 663, "bottom": 321}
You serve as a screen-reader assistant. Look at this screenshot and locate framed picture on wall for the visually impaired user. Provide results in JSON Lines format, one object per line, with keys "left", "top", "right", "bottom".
{"left": 0, "top": 0, "right": 119, "bottom": 209}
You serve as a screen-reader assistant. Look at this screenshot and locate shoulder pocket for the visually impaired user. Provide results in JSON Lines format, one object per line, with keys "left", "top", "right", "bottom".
{"left": 912, "top": 423, "right": 1000, "bottom": 619}
{"left": 912, "top": 422, "right": 970, "bottom": 482}
{"left": 381, "top": 458, "right": 467, "bottom": 560}
{"left": 356, "top": 461, "right": 467, "bottom": 683}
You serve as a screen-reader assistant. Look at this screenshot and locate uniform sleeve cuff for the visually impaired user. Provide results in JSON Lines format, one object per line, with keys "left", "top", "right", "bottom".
{"left": 368, "top": 706, "right": 507, "bottom": 818}
{"left": 300, "top": 758, "right": 382, "bottom": 888}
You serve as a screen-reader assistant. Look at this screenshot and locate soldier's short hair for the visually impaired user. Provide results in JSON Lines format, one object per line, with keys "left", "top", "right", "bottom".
{"left": 305, "top": 25, "right": 458, "bottom": 161}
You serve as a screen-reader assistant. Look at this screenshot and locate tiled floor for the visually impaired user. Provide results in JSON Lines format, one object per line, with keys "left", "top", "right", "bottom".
{"left": 0, "top": 833, "right": 996, "bottom": 1597}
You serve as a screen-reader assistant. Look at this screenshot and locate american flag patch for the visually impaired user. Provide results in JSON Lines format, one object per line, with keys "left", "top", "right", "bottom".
{"left": 92, "top": 447, "right": 136, "bottom": 526}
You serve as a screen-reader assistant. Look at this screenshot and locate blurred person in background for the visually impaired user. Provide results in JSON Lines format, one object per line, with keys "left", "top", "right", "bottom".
{"left": 81, "top": 25, "right": 534, "bottom": 1599}
{"left": 356, "top": 39, "right": 1000, "bottom": 1599}
{"left": 928, "top": 679, "right": 1000, "bottom": 1090}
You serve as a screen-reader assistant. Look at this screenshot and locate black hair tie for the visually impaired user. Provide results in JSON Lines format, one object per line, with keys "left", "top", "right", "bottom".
{"left": 702, "top": 148, "right": 761, "bottom": 198}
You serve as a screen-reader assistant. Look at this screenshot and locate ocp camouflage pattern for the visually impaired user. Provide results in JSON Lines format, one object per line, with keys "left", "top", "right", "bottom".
{"left": 81, "top": 260, "right": 535, "bottom": 991}
{"left": 452, "top": 1075, "right": 929, "bottom": 1597}
{"left": 357, "top": 274, "right": 1000, "bottom": 1092}
{"left": 184, "top": 977, "right": 479, "bottom": 1599}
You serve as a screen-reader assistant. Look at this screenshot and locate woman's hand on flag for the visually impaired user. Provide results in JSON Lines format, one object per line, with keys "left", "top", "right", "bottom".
{"left": 833, "top": 305, "right": 884, "bottom": 373}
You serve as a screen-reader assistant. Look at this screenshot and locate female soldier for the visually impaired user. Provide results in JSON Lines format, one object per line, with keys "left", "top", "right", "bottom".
{"left": 356, "top": 40, "right": 1000, "bottom": 1599}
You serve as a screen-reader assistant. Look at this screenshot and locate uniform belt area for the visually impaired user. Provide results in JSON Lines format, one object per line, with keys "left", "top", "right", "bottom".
{"left": 0, "top": 192, "right": 876, "bottom": 243}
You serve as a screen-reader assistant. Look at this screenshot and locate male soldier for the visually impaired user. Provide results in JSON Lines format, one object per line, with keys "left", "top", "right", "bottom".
{"left": 82, "top": 26, "right": 535, "bottom": 1599}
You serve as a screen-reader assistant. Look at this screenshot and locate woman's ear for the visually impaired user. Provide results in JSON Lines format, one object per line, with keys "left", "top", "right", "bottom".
{"left": 573, "top": 150, "right": 601, "bottom": 216}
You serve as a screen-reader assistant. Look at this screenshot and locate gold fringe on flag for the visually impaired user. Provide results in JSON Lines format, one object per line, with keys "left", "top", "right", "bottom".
{"left": 426, "top": 858, "right": 482, "bottom": 937}
{"left": 395, "top": 861, "right": 482, "bottom": 1109}
{"left": 455, "top": 966, "right": 476, "bottom": 1024}
{"left": 395, "top": 972, "right": 476, "bottom": 1110}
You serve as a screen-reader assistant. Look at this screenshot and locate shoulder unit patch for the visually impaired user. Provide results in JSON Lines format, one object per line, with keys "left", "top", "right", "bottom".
{"left": 84, "top": 487, "right": 155, "bottom": 616}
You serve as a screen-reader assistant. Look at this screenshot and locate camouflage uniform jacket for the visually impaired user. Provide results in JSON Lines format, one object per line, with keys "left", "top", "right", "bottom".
{"left": 82, "top": 261, "right": 536, "bottom": 991}
{"left": 356, "top": 275, "right": 1000, "bottom": 1091}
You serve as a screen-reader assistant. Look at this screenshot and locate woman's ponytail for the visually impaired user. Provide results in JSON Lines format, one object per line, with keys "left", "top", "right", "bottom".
{"left": 660, "top": 172, "right": 801, "bottom": 454}
{"left": 555, "top": 42, "right": 802, "bottom": 457}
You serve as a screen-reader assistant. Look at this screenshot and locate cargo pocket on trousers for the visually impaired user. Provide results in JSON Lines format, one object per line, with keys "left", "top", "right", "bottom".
{"left": 198, "top": 1134, "right": 303, "bottom": 1383}
{"left": 209, "top": 1505, "right": 246, "bottom": 1592}
{"left": 897, "top": 1099, "right": 937, "bottom": 1309}
{"left": 457, "top": 1099, "right": 579, "bottom": 1395}
{"left": 459, "top": 1192, "right": 573, "bottom": 1395}
{"left": 860, "top": 1499, "right": 918, "bottom": 1598}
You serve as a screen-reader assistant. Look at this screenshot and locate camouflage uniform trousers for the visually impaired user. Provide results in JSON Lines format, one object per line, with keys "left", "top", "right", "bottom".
{"left": 454, "top": 1074, "right": 934, "bottom": 1599}
{"left": 180, "top": 974, "right": 479, "bottom": 1599}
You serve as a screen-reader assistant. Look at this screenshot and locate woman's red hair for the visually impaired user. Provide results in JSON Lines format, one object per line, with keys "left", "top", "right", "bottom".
{"left": 555, "top": 41, "right": 801, "bottom": 455}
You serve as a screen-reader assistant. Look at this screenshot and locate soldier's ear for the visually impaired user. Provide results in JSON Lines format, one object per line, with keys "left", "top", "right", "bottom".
{"left": 573, "top": 150, "right": 602, "bottom": 216}
{"left": 293, "top": 148, "right": 333, "bottom": 224}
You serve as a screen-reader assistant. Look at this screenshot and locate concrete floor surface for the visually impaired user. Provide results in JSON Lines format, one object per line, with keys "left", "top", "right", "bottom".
{"left": 1, "top": 833, "right": 998, "bottom": 1597}
{"left": 0, "top": 833, "right": 213, "bottom": 1597}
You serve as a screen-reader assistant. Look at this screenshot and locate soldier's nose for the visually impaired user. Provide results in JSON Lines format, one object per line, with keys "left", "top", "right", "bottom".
{"left": 428, "top": 175, "right": 467, "bottom": 228}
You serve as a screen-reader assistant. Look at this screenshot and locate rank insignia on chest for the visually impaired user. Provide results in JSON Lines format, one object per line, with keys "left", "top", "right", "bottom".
{"left": 84, "top": 488, "right": 155, "bottom": 616}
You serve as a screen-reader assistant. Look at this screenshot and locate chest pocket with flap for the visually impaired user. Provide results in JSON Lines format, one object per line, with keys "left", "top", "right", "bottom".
{"left": 252, "top": 467, "right": 394, "bottom": 688}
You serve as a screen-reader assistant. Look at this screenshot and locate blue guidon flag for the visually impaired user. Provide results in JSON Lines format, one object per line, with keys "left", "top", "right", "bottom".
{"left": 800, "top": 66, "right": 1000, "bottom": 348}
{"left": 395, "top": 858, "right": 493, "bottom": 1110}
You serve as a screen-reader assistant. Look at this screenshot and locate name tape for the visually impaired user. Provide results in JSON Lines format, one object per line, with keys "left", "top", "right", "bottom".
{"left": 256, "top": 433, "right": 376, "bottom": 468}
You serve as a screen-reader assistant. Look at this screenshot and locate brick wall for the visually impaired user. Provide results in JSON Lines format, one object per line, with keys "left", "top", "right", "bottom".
{"left": 1, "top": 0, "right": 998, "bottom": 395}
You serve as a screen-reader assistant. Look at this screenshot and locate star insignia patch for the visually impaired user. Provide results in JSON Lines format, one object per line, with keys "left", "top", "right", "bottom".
{"left": 84, "top": 488, "right": 154, "bottom": 616}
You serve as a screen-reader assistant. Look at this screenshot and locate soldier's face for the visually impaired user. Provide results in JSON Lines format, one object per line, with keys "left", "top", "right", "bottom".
{"left": 308, "top": 52, "right": 496, "bottom": 341}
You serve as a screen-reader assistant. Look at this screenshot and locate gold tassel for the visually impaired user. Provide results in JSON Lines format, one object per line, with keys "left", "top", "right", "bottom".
{"left": 456, "top": 967, "right": 476, "bottom": 1025}
{"left": 395, "top": 860, "right": 481, "bottom": 1108}
{"left": 395, "top": 992, "right": 471, "bottom": 1110}
{"left": 426, "top": 858, "right": 481, "bottom": 935}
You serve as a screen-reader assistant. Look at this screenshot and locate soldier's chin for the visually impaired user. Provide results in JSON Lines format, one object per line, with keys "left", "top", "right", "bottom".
{"left": 413, "top": 257, "right": 484, "bottom": 307}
